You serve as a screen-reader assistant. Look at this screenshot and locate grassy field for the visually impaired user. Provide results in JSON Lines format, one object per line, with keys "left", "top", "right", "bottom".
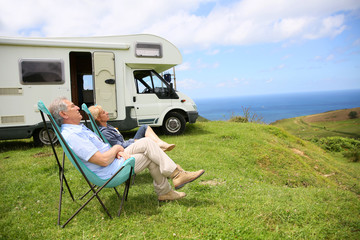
{"left": 1, "top": 121, "right": 360, "bottom": 239}
{"left": 271, "top": 107, "right": 360, "bottom": 140}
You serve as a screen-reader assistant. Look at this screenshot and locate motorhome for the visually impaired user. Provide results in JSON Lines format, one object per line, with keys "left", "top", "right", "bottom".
{"left": 0, "top": 34, "right": 198, "bottom": 145}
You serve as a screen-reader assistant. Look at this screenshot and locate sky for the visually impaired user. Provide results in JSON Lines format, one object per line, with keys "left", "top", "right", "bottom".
{"left": 1, "top": 0, "right": 360, "bottom": 100}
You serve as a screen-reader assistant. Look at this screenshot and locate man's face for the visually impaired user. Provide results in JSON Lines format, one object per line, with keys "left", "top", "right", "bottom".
{"left": 61, "top": 99, "right": 82, "bottom": 124}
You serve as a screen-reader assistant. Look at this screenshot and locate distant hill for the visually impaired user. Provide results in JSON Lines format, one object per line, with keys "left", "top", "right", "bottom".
{"left": 271, "top": 107, "right": 360, "bottom": 139}
{"left": 302, "top": 107, "right": 360, "bottom": 123}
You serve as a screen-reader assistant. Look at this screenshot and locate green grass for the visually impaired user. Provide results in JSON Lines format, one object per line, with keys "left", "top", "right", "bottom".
{"left": 1, "top": 122, "right": 359, "bottom": 239}
{"left": 272, "top": 117, "right": 360, "bottom": 140}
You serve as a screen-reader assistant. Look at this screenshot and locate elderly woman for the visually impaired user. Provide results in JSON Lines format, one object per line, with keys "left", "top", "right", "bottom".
{"left": 89, "top": 105, "right": 175, "bottom": 152}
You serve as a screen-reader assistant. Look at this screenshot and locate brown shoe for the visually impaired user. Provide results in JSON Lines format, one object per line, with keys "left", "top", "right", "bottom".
{"left": 172, "top": 168, "right": 205, "bottom": 190}
{"left": 158, "top": 190, "right": 186, "bottom": 201}
{"left": 159, "top": 142, "right": 176, "bottom": 152}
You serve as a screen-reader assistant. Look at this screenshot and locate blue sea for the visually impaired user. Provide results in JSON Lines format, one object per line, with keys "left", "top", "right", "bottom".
{"left": 194, "top": 89, "right": 360, "bottom": 124}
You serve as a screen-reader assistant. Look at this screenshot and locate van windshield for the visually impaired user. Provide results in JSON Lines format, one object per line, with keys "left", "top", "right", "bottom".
{"left": 134, "top": 70, "right": 177, "bottom": 99}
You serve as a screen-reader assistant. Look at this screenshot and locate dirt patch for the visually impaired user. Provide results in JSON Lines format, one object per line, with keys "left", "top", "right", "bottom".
{"left": 200, "top": 179, "right": 226, "bottom": 186}
{"left": 291, "top": 148, "right": 309, "bottom": 159}
{"left": 303, "top": 107, "right": 360, "bottom": 123}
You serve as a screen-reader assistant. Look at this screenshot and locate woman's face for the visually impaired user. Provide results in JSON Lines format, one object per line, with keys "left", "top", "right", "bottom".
{"left": 97, "top": 108, "right": 109, "bottom": 123}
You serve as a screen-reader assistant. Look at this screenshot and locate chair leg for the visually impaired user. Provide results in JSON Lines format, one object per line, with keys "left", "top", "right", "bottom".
{"left": 118, "top": 170, "right": 133, "bottom": 217}
{"left": 79, "top": 185, "right": 97, "bottom": 200}
{"left": 114, "top": 187, "right": 121, "bottom": 198}
{"left": 125, "top": 168, "right": 133, "bottom": 201}
{"left": 57, "top": 153, "right": 67, "bottom": 225}
{"left": 117, "top": 183, "right": 129, "bottom": 217}
{"left": 62, "top": 185, "right": 112, "bottom": 228}
{"left": 61, "top": 152, "right": 75, "bottom": 201}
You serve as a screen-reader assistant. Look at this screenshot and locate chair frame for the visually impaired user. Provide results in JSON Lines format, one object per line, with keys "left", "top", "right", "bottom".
{"left": 38, "top": 101, "right": 135, "bottom": 228}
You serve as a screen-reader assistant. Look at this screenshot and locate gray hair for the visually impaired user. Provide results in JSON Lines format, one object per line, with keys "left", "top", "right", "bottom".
{"left": 49, "top": 97, "right": 68, "bottom": 126}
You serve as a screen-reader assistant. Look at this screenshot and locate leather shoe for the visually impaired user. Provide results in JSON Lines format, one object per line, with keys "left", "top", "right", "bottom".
{"left": 158, "top": 190, "right": 186, "bottom": 201}
{"left": 172, "top": 169, "right": 205, "bottom": 190}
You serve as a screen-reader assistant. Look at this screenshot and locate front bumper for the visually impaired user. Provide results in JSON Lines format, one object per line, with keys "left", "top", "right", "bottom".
{"left": 187, "top": 111, "right": 199, "bottom": 123}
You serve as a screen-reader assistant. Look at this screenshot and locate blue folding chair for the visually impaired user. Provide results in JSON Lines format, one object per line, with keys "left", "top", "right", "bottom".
{"left": 37, "top": 100, "right": 135, "bottom": 228}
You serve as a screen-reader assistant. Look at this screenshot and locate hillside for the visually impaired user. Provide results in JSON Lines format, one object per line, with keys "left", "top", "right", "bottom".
{"left": 0, "top": 121, "right": 359, "bottom": 239}
{"left": 271, "top": 107, "right": 360, "bottom": 139}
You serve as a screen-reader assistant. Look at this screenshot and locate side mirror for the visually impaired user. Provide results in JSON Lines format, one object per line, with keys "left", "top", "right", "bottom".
{"left": 164, "top": 73, "right": 171, "bottom": 83}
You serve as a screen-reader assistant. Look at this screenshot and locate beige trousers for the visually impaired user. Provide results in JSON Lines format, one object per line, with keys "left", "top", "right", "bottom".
{"left": 124, "top": 137, "right": 177, "bottom": 196}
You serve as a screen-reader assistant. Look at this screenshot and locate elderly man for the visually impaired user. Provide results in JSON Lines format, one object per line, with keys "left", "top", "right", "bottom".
{"left": 49, "top": 97, "right": 204, "bottom": 201}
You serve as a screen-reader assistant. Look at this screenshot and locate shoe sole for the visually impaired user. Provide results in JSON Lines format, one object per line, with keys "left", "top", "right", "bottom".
{"left": 164, "top": 145, "right": 176, "bottom": 152}
{"left": 158, "top": 193, "right": 186, "bottom": 202}
{"left": 174, "top": 170, "right": 205, "bottom": 190}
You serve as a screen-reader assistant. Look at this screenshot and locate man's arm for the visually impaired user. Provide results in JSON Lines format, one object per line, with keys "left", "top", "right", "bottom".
{"left": 88, "top": 144, "right": 124, "bottom": 167}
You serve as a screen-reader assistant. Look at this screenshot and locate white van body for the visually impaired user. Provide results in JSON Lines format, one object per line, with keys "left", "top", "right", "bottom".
{"left": 0, "top": 34, "right": 198, "bottom": 144}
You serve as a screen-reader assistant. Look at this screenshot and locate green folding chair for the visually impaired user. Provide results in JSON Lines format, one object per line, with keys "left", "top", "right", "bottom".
{"left": 81, "top": 103, "right": 109, "bottom": 144}
{"left": 37, "top": 100, "right": 135, "bottom": 228}
{"left": 81, "top": 103, "right": 137, "bottom": 196}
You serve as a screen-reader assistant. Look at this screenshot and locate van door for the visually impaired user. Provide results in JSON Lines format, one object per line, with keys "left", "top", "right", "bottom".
{"left": 93, "top": 52, "right": 117, "bottom": 119}
{"left": 133, "top": 70, "right": 172, "bottom": 125}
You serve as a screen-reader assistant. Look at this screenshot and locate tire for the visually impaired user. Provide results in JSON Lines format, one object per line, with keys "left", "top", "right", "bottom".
{"left": 162, "top": 112, "right": 186, "bottom": 135}
{"left": 33, "top": 127, "right": 58, "bottom": 146}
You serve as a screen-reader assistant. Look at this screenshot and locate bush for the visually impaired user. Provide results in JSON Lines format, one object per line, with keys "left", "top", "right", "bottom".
{"left": 311, "top": 136, "right": 360, "bottom": 152}
{"left": 228, "top": 107, "right": 263, "bottom": 123}
{"left": 229, "top": 115, "right": 249, "bottom": 123}
{"left": 311, "top": 136, "right": 360, "bottom": 162}
{"left": 348, "top": 111, "right": 358, "bottom": 119}
{"left": 343, "top": 150, "right": 360, "bottom": 162}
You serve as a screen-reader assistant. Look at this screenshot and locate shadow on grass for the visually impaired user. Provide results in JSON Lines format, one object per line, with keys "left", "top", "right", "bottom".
{"left": 103, "top": 192, "right": 215, "bottom": 219}
{"left": 0, "top": 139, "right": 39, "bottom": 153}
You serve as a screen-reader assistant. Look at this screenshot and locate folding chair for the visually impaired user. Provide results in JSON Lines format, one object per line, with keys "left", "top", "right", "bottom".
{"left": 81, "top": 103, "right": 109, "bottom": 144}
{"left": 37, "top": 100, "right": 135, "bottom": 228}
{"left": 81, "top": 103, "right": 136, "bottom": 194}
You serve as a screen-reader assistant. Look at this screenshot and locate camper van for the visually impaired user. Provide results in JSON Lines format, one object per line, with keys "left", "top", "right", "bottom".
{"left": 0, "top": 34, "right": 198, "bottom": 145}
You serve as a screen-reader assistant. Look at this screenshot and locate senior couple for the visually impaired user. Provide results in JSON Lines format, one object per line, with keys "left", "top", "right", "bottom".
{"left": 49, "top": 97, "right": 204, "bottom": 202}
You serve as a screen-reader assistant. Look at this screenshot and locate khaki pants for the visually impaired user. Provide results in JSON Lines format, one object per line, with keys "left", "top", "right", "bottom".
{"left": 124, "top": 137, "right": 177, "bottom": 196}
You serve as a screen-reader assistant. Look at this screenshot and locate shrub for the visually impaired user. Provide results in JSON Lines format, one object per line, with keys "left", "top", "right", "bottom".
{"left": 311, "top": 136, "right": 360, "bottom": 152}
{"left": 343, "top": 150, "right": 360, "bottom": 162}
{"left": 228, "top": 106, "right": 263, "bottom": 123}
{"left": 348, "top": 111, "right": 358, "bottom": 119}
{"left": 311, "top": 136, "right": 360, "bottom": 162}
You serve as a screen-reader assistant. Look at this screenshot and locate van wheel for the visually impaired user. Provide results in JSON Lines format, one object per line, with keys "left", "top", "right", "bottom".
{"left": 33, "top": 128, "right": 58, "bottom": 146}
{"left": 162, "top": 112, "right": 186, "bottom": 135}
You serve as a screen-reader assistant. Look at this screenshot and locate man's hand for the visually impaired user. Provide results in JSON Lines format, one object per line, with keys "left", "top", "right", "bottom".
{"left": 89, "top": 144, "right": 126, "bottom": 167}
{"left": 117, "top": 151, "right": 131, "bottom": 160}
{"left": 114, "top": 144, "right": 125, "bottom": 152}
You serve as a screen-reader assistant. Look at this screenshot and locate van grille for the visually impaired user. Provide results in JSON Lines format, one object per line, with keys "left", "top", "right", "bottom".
{"left": 1, "top": 115, "right": 25, "bottom": 124}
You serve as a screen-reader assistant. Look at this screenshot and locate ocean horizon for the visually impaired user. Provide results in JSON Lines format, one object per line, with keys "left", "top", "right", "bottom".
{"left": 194, "top": 89, "right": 360, "bottom": 124}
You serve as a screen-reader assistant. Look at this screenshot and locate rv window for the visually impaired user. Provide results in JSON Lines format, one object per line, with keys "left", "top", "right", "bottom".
{"left": 135, "top": 43, "right": 162, "bottom": 58}
{"left": 19, "top": 59, "right": 65, "bottom": 84}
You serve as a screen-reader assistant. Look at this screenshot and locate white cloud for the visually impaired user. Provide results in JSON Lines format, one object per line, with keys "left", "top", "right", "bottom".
{"left": 353, "top": 38, "right": 360, "bottom": 46}
{"left": 282, "top": 55, "right": 291, "bottom": 60}
{"left": 206, "top": 49, "right": 220, "bottom": 55}
{"left": 0, "top": 0, "right": 359, "bottom": 49}
{"left": 266, "top": 78, "right": 274, "bottom": 83}
{"left": 194, "top": 59, "right": 219, "bottom": 69}
{"left": 177, "top": 62, "right": 191, "bottom": 71}
{"left": 176, "top": 78, "right": 205, "bottom": 90}
{"left": 216, "top": 77, "right": 248, "bottom": 88}
{"left": 326, "top": 54, "right": 335, "bottom": 61}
